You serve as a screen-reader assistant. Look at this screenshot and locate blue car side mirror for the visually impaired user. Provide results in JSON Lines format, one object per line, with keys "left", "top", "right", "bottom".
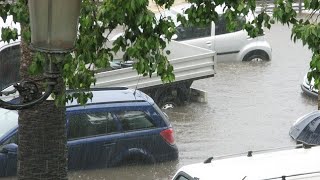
{"left": 1, "top": 143, "right": 18, "bottom": 154}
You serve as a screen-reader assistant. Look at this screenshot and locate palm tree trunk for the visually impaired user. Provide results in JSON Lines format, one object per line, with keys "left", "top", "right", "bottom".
{"left": 318, "top": 83, "right": 320, "bottom": 110}
{"left": 17, "top": 25, "right": 68, "bottom": 179}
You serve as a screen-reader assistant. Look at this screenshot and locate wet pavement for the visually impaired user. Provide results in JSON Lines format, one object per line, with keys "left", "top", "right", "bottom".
{"left": 67, "top": 22, "right": 317, "bottom": 180}
{"left": 2, "top": 22, "right": 316, "bottom": 180}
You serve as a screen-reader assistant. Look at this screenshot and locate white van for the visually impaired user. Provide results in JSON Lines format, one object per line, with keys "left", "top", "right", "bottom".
{"left": 172, "top": 145, "right": 320, "bottom": 180}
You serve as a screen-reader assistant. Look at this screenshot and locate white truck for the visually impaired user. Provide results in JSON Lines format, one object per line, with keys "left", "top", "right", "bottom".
{"left": 93, "top": 41, "right": 216, "bottom": 108}
{"left": 0, "top": 38, "right": 216, "bottom": 108}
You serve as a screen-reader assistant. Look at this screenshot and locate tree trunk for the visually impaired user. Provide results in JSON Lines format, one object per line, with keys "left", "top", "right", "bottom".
{"left": 17, "top": 26, "right": 68, "bottom": 179}
{"left": 318, "top": 83, "right": 320, "bottom": 110}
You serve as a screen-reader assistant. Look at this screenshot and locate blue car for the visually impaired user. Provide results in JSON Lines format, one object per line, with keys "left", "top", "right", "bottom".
{"left": 0, "top": 88, "right": 178, "bottom": 177}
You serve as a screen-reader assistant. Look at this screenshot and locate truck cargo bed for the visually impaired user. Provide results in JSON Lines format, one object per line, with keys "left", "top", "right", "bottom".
{"left": 93, "top": 41, "right": 216, "bottom": 89}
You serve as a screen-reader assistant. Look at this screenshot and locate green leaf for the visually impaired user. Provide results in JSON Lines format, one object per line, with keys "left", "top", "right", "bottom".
{"left": 237, "top": 3, "right": 244, "bottom": 12}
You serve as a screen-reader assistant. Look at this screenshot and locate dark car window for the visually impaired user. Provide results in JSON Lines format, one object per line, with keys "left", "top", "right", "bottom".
{"left": 215, "top": 15, "right": 246, "bottom": 35}
{"left": 175, "top": 24, "right": 211, "bottom": 41}
{"left": 173, "top": 172, "right": 194, "bottom": 180}
{"left": 215, "top": 15, "right": 227, "bottom": 35}
{"left": 0, "top": 44, "right": 21, "bottom": 90}
{"left": 115, "top": 111, "right": 155, "bottom": 131}
{"left": 175, "top": 175, "right": 190, "bottom": 180}
{"left": 68, "top": 111, "right": 117, "bottom": 139}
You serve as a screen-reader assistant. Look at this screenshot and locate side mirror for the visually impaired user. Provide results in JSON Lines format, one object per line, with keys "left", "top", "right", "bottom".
{"left": 0, "top": 143, "right": 18, "bottom": 154}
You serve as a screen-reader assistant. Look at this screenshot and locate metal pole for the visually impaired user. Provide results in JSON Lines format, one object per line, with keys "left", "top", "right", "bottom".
{"left": 299, "top": 0, "right": 302, "bottom": 14}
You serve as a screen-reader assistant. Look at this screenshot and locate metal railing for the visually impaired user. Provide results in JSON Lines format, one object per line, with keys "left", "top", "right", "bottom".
{"left": 256, "top": 0, "right": 305, "bottom": 14}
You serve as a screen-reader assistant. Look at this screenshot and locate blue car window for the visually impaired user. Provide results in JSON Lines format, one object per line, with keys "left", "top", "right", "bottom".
{"left": 68, "top": 111, "right": 117, "bottom": 139}
{"left": 115, "top": 111, "right": 155, "bottom": 131}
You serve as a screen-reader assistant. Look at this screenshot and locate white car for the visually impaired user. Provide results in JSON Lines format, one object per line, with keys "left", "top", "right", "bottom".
{"left": 163, "top": 4, "right": 272, "bottom": 62}
{"left": 301, "top": 72, "right": 317, "bottom": 97}
{"left": 172, "top": 145, "right": 320, "bottom": 180}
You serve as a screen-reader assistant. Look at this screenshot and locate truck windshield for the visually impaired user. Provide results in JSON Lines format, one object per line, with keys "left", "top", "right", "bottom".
{"left": 0, "top": 109, "right": 18, "bottom": 138}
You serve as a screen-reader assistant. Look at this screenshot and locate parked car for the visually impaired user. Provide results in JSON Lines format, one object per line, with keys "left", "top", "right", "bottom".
{"left": 301, "top": 72, "right": 317, "bottom": 98}
{"left": 172, "top": 145, "right": 320, "bottom": 180}
{"left": 163, "top": 4, "right": 272, "bottom": 62}
{"left": 289, "top": 110, "right": 320, "bottom": 145}
{"left": 0, "top": 88, "right": 178, "bottom": 177}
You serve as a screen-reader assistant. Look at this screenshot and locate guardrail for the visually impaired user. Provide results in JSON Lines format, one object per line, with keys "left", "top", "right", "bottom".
{"left": 255, "top": 1, "right": 305, "bottom": 14}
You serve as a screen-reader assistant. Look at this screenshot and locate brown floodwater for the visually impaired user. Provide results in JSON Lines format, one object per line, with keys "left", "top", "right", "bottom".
{"left": 2, "top": 21, "right": 316, "bottom": 180}
{"left": 67, "top": 22, "right": 316, "bottom": 180}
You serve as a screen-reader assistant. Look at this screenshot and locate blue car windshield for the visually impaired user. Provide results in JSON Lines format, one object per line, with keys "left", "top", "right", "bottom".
{"left": 0, "top": 109, "right": 18, "bottom": 138}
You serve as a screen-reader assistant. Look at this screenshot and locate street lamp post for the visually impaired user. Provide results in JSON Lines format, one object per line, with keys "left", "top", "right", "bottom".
{"left": 0, "top": 0, "right": 81, "bottom": 110}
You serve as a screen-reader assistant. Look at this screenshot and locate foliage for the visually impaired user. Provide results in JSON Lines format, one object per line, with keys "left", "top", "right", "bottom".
{"left": 1, "top": 0, "right": 177, "bottom": 105}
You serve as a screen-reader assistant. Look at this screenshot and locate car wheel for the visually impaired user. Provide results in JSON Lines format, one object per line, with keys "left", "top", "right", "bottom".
{"left": 159, "top": 95, "right": 180, "bottom": 110}
{"left": 243, "top": 50, "right": 269, "bottom": 62}
{"left": 123, "top": 154, "right": 156, "bottom": 166}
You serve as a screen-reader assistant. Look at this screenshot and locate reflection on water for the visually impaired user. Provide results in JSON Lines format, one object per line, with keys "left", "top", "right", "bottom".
{"left": 66, "top": 23, "right": 316, "bottom": 180}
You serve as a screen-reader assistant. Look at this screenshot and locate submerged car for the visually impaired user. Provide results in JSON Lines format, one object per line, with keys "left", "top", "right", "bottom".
{"left": 0, "top": 88, "right": 178, "bottom": 177}
{"left": 289, "top": 110, "right": 320, "bottom": 145}
{"left": 172, "top": 145, "right": 320, "bottom": 180}
{"left": 301, "top": 72, "right": 317, "bottom": 98}
{"left": 161, "top": 4, "right": 272, "bottom": 62}
{"left": 111, "top": 4, "right": 272, "bottom": 63}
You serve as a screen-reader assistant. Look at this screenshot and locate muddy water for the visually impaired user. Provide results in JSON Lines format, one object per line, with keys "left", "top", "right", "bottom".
{"left": 2, "top": 22, "right": 313, "bottom": 180}
{"left": 66, "top": 22, "right": 318, "bottom": 180}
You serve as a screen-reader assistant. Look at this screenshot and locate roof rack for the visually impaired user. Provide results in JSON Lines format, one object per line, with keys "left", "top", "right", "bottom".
{"left": 203, "top": 144, "right": 316, "bottom": 164}
{"left": 66, "top": 87, "right": 128, "bottom": 93}
{"left": 261, "top": 171, "right": 320, "bottom": 180}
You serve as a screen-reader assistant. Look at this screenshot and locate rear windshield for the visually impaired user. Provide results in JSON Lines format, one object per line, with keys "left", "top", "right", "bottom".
{"left": 152, "top": 103, "right": 171, "bottom": 126}
{"left": 0, "top": 109, "right": 18, "bottom": 138}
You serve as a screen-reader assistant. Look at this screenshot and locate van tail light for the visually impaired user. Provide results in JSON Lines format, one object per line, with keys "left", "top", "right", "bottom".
{"left": 160, "top": 128, "right": 175, "bottom": 145}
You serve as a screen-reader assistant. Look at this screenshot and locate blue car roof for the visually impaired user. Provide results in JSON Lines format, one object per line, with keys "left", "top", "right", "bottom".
{"left": 66, "top": 88, "right": 154, "bottom": 106}
{"left": 0, "top": 88, "right": 155, "bottom": 143}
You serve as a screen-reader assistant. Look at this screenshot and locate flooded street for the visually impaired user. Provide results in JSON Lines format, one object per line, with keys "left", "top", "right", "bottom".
{"left": 67, "top": 23, "right": 317, "bottom": 180}
{"left": 2, "top": 22, "right": 315, "bottom": 180}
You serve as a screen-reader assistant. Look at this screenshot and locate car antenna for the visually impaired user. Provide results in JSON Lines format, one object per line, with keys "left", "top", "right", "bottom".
{"left": 133, "top": 76, "right": 141, "bottom": 98}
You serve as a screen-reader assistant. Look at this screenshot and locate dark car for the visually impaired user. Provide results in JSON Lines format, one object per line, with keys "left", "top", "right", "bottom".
{"left": 0, "top": 88, "right": 178, "bottom": 177}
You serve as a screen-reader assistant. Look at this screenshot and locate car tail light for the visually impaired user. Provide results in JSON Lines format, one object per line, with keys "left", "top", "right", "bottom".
{"left": 160, "top": 128, "right": 175, "bottom": 145}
